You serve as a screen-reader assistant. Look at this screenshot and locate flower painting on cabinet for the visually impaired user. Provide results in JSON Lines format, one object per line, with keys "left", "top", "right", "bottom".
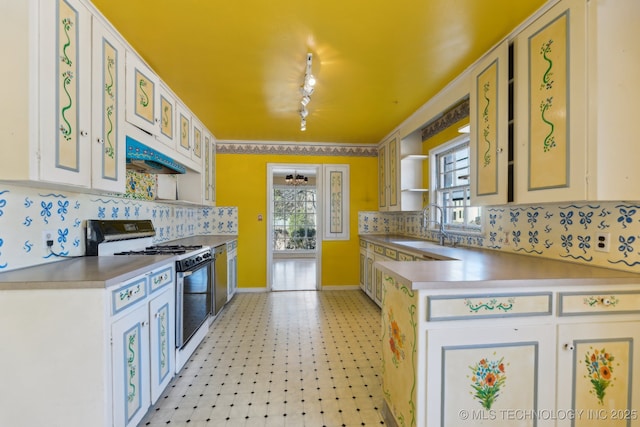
{"left": 584, "top": 347, "right": 616, "bottom": 405}
{"left": 469, "top": 356, "right": 507, "bottom": 410}
{"left": 387, "top": 308, "right": 405, "bottom": 367}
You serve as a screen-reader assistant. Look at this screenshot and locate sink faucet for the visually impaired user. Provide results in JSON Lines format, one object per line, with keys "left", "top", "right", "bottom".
{"left": 421, "top": 204, "right": 449, "bottom": 246}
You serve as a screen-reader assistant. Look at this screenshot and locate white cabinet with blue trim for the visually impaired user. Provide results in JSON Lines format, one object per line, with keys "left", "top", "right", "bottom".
{"left": 378, "top": 263, "right": 640, "bottom": 427}
{"left": 110, "top": 263, "right": 175, "bottom": 427}
{"left": 1, "top": 0, "right": 92, "bottom": 188}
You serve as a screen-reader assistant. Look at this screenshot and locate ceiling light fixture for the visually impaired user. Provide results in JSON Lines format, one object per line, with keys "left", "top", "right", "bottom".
{"left": 300, "top": 53, "right": 316, "bottom": 131}
{"left": 285, "top": 172, "right": 308, "bottom": 186}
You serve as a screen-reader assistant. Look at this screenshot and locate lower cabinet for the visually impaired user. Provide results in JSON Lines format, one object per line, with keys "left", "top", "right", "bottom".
{"left": 227, "top": 239, "right": 238, "bottom": 301}
{"left": 557, "top": 321, "right": 640, "bottom": 426}
{"left": 110, "top": 264, "right": 175, "bottom": 427}
{"left": 360, "top": 238, "right": 419, "bottom": 308}
{"left": 380, "top": 271, "right": 640, "bottom": 427}
{"left": 149, "top": 285, "right": 175, "bottom": 403}
{"left": 112, "top": 303, "right": 151, "bottom": 427}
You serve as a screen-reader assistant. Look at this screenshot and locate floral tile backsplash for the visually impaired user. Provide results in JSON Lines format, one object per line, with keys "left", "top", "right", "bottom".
{"left": 359, "top": 202, "right": 640, "bottom": 273}
{"left": 0, "top": 182, "right": 238, "bottom": 272}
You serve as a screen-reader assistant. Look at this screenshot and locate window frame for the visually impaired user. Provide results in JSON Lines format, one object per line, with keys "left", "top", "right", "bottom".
{"left": 428, "top": 134, "right": 483, "bottom": 234}
{"left": 272, "top": 185, "right": 318, "bottom": 253}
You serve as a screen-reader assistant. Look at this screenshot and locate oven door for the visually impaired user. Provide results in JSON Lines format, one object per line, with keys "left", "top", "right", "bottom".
{"left": 176, "top": 260, "right": 213, "bottom": 349}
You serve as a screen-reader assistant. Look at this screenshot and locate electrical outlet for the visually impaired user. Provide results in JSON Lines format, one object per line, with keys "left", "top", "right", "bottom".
{"left": 42, "top": 230, "right": 54, "bottom": 249}
{"left": 595, "top": 232, "right": 610, "bottom": 252}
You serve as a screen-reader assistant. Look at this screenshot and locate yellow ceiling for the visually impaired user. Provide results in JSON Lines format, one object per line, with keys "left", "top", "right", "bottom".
{"left": 91, "top": 0, "right": 547, "bottom": 144}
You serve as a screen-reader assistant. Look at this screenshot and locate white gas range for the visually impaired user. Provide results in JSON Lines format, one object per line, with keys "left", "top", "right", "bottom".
{"left": 86, "top": 219, "right": 215, "bottom": 372}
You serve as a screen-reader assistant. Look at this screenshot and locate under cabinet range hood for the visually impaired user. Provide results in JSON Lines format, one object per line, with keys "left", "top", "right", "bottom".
{"left": 126, "top": 136, "right": 186, "bottom": 174}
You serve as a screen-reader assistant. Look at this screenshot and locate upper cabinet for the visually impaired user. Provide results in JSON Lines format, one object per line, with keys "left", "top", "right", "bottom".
{"left": 379, "top": 131, "right": 428, "bottom": 211}
{"left": 513, "top": 0, "right": 588, "bottom": 204}
{"left": 467, "top": 0, "right": 640, "bottom": 205}
{"left": 378, "top": 132, "right": 400, "bottom": 211}
{"left": 175, "top": 101, "right": 192, "bottom": 160}
{"left": 0, "top": 0, "right": 94, "bottom": 189}
{"left": 125, "top": 50, "right": 160, "bottom": 136}
{"left": 399, "top": 131, "right": 428, "bottom": 211}
{"left": 91, "top": 16, "right": 126, "bottom": 193}
{"left": 156, "top": 82, "right": 177, "bottom": 149}
{"left": 469, "top": 40, "right": 509, "bottom": 206}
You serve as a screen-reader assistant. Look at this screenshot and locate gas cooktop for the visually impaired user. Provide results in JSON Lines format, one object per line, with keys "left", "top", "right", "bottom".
{"left": 113, "top": 244, "right": 204, "bottom": 256}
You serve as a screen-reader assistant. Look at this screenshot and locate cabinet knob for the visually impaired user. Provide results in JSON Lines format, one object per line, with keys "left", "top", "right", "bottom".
{"left": 498, "top": 147, "right": 504, "bottom": 153}
{"left": 97, "top": 137, "right": 104, "bottom": 144}
{"left": 80, "top": 130, "right": 88, "bottom": 137}
{"left": 563, "top": 343, "right": 575, "bottom": 351}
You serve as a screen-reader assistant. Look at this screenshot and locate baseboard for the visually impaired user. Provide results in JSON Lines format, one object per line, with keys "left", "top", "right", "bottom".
{"left": 235, "top": 287, "right": 269, "bottom": 293}
{"left": 320, "top": 285, "right": 360, "bottom": 291}
{"left": 381, "top": 400, "right": 399, "bottom": 427}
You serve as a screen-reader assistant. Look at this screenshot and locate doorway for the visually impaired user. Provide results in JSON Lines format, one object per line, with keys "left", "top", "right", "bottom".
{"left": 267, "top": 164, "right": 322, "bottom": 291}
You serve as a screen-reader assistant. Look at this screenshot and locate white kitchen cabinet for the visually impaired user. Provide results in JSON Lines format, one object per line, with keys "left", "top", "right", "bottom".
{"left": 203, "top": 130, "right": 216, "bottom": 206}
{"left": 379, "top": 265, "right": 640, "bottom": 427}
{"left": 156, "top": 82, "right": 177, "bottom": 149}
{"left": 111, "top": 263, "right": 175, "bottom": 426}
{"left": 0, "top": 0, "right": 93, "bottom": 188}
{"left": 427, "top": 325, "right": 556, "bottom": 426}
{"left": 125, "top": 50, "right": 160, "bottom": 137}
{"left": 379, "top": 130, "right": 429, "bottom": 212}
{"left": 175, "top": 125, "right": 214, "bottom": 205}
{"left": 399, "top": 131, "right": 429, "bottom": 211}
{"left": 91, "top": 16, "right": 126, "bottom": 193}
{"left": 149, "top": 284, "right": 175, "bottom": 404}
{"left": 175, "top": 100, "right": 193, "bottom": 160}
{"left": 227, "top": 239, "right": 238, "bottom": 301}
{"left": 378, "top": 132, "right": 400, "bottom": 211}
{"left": 469, "top": 40, "right": 509, "bottom": 206}
{"left": 191, "top": 117, "right": 203, "bottom": 162}
{"left": 111, "top": 300, "right": 150, "bottom": 427}
{"left": 557, "top": 320, "right": 640, "bottom": 426}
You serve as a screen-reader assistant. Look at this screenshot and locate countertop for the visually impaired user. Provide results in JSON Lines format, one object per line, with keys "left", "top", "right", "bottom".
{"left": 362, "top": 234, "right": 640, "bottom": 290}
{"left": 0, "top": 234, "right": 238, "bottom": 291}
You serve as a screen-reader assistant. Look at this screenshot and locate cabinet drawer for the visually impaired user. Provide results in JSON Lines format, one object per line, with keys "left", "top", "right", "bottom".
{"left": 398, "top": 252, "right": 416, "bottom": 261}
{"left": 558, "top": 290, "right": 640, "bottom": 316}
{"left": 359, "top": 240, "right": 367, "bottom": 249}
{"left": 112, "top": 276, "right": 148, "bottom": 315}
{"left": 374, "top": 245, "right": 384, "bottom": 255}
{"left": 149, "top": 265, "right": 174, "bottom": 293}
{"left": 384, "top": 247, "right": 397, "bottom": 260}
{"left": 427, "top": 292, "right": 552, "bottom": 321}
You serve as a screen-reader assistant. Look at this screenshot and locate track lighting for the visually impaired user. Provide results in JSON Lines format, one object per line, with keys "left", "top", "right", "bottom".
{"left": 299, "top": 53, "right": 316, "bottom": 131}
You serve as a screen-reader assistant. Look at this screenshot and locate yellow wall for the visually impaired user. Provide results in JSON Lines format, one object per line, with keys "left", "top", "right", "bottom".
{"left": 216, "top": 152, "right": 378, "bottom": 288}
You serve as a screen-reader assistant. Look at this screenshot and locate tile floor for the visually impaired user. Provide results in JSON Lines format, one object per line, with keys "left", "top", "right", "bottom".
{"left": 140, "top": 290, "right": 385, "bottom": 426}
{"left": 272, "top": 258, "right": 317, "bottom": 291}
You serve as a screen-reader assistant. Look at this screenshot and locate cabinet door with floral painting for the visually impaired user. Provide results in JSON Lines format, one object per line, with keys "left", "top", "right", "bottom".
{"left": 125, "top": 50, "right": 160, "bottom": 136}
{"left": 39, "top": 0, "right": 92, "bottom": 187}
{"left": 557, "top": 321, "right": 640, "bottom": 427}
{"left": 513, "top": 0, "right": 587, "bottom": 204}
{"left": 426, "top": 324, "right": 556, "bottom": 427}
{"left": 91, "top": 17, "right": 126, "bottom": 193}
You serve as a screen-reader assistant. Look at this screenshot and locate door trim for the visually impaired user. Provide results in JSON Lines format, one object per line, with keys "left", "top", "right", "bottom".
{"left": 266, "top": 163, "right": 322, "bottom": 291}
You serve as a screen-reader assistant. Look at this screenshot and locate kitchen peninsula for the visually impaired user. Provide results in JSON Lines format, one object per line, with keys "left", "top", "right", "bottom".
{"left": 365, "top": 235, "right": 640, "bottom": 427}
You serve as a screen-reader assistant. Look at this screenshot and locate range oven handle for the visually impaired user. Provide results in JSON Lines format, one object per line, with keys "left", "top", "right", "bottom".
{"left": 179, "top": 271, "right": 193, "bottom": 277}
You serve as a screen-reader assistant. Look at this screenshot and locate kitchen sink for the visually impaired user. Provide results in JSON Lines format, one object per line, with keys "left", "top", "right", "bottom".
{"left": 391, "top": 240, "right": 441, "bottom": 249}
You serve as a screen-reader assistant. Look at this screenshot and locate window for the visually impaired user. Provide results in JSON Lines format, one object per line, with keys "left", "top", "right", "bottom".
{"left": 430, "top": 135, "right": 482, "bottom": 232}
{"left": 272, "top": 187, "right": 317, "bottom": 251}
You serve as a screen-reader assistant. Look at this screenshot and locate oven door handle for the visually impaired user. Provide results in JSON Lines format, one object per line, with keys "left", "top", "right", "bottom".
{"left": 181, "top": 271, "right": 193, "bottom": 277}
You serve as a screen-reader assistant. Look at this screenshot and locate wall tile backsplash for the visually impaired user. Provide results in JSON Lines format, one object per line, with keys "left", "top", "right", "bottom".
{"left": 359, "top": 201, "right": 640, "bottom": 273}
{"left": 0, "top": 182, "right": 238, "bottom": 272}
